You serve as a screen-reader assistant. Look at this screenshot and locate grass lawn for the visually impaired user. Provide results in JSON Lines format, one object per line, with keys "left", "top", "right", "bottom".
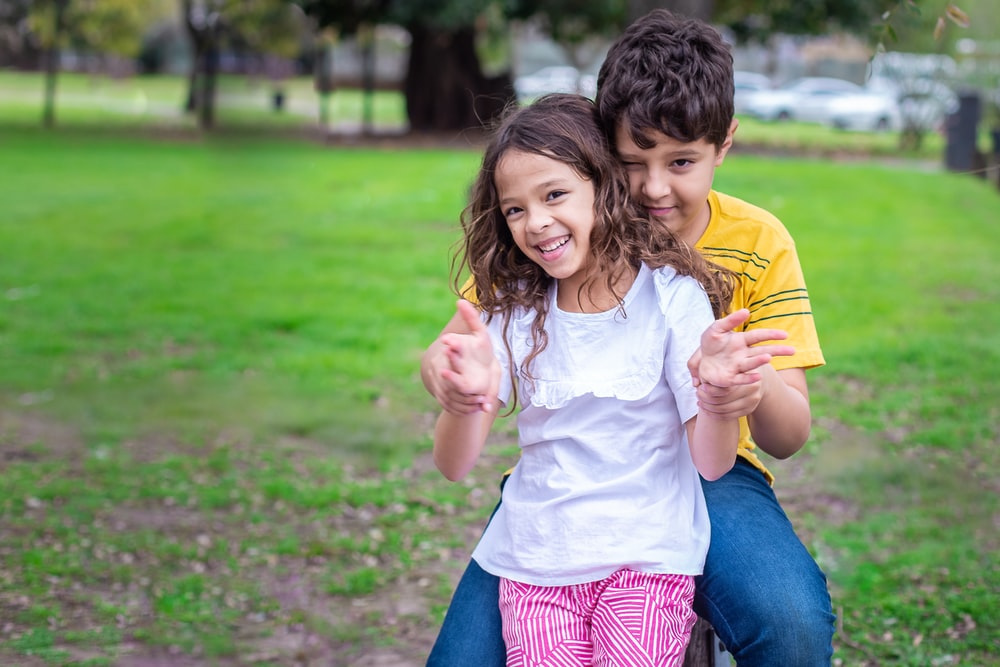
{"left": 0, "top": 101, "right": 998, "bottom": 663}
{"left": 0, "top": 71, "right": 407, "bottom": 133}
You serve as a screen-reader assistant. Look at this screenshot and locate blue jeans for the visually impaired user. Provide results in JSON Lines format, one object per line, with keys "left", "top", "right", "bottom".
{"left": 426, "top": 459, "right": 835, "bottom": 666}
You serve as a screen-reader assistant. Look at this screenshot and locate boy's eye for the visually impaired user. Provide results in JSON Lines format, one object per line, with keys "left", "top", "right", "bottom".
{"left": 672, "top": 158, "right": 693, "bottom": 168}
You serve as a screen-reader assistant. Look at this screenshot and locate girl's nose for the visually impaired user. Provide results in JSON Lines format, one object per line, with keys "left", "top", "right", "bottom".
{"left": 526, "top": 208, "right": 552, "bottom": 233}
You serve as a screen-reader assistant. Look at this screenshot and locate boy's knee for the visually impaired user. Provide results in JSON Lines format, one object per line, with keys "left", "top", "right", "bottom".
{"left": 736, "top": 597, "right": 835, "bottom": 666}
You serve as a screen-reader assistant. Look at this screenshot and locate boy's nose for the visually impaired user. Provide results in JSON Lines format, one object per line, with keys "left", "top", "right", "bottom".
{"left": 643, "top": 168, "right": 672, "bottom": 200}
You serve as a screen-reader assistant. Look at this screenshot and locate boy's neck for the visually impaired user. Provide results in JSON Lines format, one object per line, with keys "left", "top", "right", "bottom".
{"left": 678, "top": 200, "right": 713, "bottom": 247}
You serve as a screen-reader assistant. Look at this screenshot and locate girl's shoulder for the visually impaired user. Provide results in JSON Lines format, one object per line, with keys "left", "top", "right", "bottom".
{"left": 631, "top": 263, "right": 710, "bottom": 319}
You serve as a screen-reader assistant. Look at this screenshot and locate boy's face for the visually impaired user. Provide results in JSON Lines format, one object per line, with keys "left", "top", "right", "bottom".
{"left": 614, "top": 120, "right": 737, "bottom": 246}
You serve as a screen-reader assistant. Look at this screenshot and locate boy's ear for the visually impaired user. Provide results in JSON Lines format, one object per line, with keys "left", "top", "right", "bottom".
{"left": 714, "top": 118, "right": 739, "bottom": 166}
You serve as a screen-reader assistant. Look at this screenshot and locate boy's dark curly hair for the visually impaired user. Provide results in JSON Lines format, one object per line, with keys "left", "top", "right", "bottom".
{"left": 596, "top": 9, "right": 734, "bottom": 151}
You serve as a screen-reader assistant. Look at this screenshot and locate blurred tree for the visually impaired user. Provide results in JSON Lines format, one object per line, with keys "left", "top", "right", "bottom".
{"left": 509, "top": 0, "right": 624, "bottom": 73}
{"left": 27, "top": 0, "right": 149, "bottom": 127}
{"left": 297, "top": 0, "right": 389, "bottom": 132}
{"left": 631, "top": 0, "right": 712, "bottom": 21}
{"left": 230, "top": 0, "right": 308, "bottom": 111}
{"left": 181, "top": 0, "right": 227, "bottom": 128}
{"left": 388, "top": 0, "right": 509, "bottom": 132}
{"left": 181, "top": 0, "right": 298, "bottom": 129}
{"left": 300, "top": 0, "right": 511, "bottom": 132}
{"left": 0, "top": 0, "right": 34, "bottom": 67}
{"left": 714, "top": 0, "right": 888, "bottom": 43}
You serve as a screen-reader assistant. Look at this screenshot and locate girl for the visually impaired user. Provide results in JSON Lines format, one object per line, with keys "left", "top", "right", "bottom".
{"left": 432, "top": 94, "right": 785, "bottom": 667}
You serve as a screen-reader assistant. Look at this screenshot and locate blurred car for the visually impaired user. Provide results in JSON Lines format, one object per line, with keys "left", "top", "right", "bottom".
{"left": 742, "top": 76, "right": 864, "bottom": 123}
{"left": 866, "top": 76, "right": 958, "bottom": 131}
{"left": 733, "top": 71, "right": 772, "bottom": 114}
{"left": 515, "top": 66, "right": 591, "bottom": 102}
{"left": 826, "top": 91, "right": 901, "bottom": 131}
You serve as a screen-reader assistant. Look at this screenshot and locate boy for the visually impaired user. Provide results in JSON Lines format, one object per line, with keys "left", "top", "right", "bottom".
{"left": 423, "top": 10, "right": 835, "bottom": 666}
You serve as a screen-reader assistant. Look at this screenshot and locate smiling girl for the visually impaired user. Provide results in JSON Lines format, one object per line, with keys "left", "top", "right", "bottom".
{"left": 431, "top": 93, "right": 792, "bottom": 666}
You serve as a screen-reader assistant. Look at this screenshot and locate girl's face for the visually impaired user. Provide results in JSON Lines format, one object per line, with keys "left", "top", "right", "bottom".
{"left": 494, "top": 149, "right": 597, "bottom": 297}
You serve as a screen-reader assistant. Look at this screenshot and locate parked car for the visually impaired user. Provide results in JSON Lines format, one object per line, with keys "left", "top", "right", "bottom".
{"left": 733, "top": 71, "right": 772, "bottom": 114}
{"left": 866, "top": 76, "right": 958, "bottom": 131}
{"left": 826, "top": 91, "right": 902, "bottom": 131}
{"left": 742, "top": 76, "right": 864, "bottom": 123}
{"left": 514, "top": 66, "right": 594, "bottom": 102}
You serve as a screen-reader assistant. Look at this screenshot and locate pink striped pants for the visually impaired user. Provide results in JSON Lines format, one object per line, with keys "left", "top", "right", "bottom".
{"left": 499, "top": 569, "right": 697, "bottom": 667}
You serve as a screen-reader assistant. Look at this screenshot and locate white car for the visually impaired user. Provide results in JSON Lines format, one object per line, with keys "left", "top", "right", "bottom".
{"left": 515, "top": 66, "right": 590, "bottom": 102}
{"left": 734, "top": 71, "right": 772, "bottom": 114}
{"left": 826, "top": 91, "right": 901, "bottom": 131}
{"left": 742, "top": 77, "right": 864, "bottom": 123}
{"left": 866, "top": 76, "right": 958, "bottom": 132}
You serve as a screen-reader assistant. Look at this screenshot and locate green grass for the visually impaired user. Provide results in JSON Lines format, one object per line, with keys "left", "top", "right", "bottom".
{"left": 0, "top": 113, "right": 997, "bottom": 663}
{"left": 0, "top": 71, "right": 407, "bottom": 131}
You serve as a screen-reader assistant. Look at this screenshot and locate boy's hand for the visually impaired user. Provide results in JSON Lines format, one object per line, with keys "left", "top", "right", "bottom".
{"left": 434, "top": 300, "right": 499, "bottom": 415}
{"left": 690, "top": 309, "right": 795, "bottom": 418}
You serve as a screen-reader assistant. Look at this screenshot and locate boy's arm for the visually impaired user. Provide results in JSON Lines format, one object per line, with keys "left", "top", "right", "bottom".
{"left": 746, "top": 366, "right": 811, "bottom": 460}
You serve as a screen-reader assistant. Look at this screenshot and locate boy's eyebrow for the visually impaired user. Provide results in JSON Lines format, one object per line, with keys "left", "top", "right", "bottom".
{"left": 616, "top": 147, "right": 702, "bottom": 160}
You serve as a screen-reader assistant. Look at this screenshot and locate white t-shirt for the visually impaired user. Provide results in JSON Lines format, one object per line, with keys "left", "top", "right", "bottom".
{"left": 471, "top": 263, "right": 715, "bottom": 586}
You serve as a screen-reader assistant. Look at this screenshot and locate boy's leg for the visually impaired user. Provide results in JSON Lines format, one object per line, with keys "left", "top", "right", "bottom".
{"left": 591, "top": 570, "right": 696, "bottom": 667}
{"left": 425, "top": 557, "right": 506, "bottom": 667}
{"left": 694, "top": 459, "right": 836, "bottom": 667}
{"left": 499, "top": 578, "right": 594, "bottom": 667}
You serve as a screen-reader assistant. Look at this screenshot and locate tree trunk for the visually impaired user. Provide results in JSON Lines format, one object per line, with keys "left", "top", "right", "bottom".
{"left": 360, "top": 23, "right": 375, "bottom": 135}
{"left": 403, "top": 23, "right": 513, "bottom": 133}
{"left": 182, "top": 0, "right": 219, "bottom": 130}
{"left": 42, "top": 0, "right": 69, "bottom": 129}
{"left": 199, "top": 41, "right": 218, "bottom": 129}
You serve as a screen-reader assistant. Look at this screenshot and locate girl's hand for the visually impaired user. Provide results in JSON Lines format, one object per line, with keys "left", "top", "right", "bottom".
{"left": 692, "top": 309, "right": 794, "bottom": 387}
{"left": 689, "top": 309, "right": 795, "bottom": 418}
{"left": 437, "top": 300, "right": 500, "bottom": 414}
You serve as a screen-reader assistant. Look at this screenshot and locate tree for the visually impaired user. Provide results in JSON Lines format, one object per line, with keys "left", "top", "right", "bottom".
{"left": 180, "top": 0, "right": 298, "bottom": 129}
{"left": 388, "top": 1, "right": 512, "bottom": 132}
{"left": 297, "top": 0, "right": 390, "bottom": 132}
{"left": 26, "top": 0, "right": 148, "bottom": 128}
{"left": 714, "top": 0, "right": 889, "bottom": 44}
{"left": 301, "top": 0, "right": 513, "bottom": 133}
{"left": 180, "top": 0, "right": 227, "bottom": 129}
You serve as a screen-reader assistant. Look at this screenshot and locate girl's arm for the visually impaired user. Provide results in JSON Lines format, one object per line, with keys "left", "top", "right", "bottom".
{"left": 431, "top": 300, "right": 503, "bottom": 481}
{"left": 686, "top": 412, "right": 739, "bottom": 481}
{"left": 434, "top": 398, "right": 500, "bottom": 482}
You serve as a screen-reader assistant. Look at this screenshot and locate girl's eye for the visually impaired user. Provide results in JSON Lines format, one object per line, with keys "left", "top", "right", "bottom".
{"left": 546, "top": 190, "right": 566, "bottom": 201}
{"left": 503, "top": 206, "right": 523, "bottom": 218}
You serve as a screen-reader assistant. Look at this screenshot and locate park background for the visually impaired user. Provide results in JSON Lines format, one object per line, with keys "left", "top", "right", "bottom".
{"left": 1, "top": 1, "right": 998, "bottom": 666}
